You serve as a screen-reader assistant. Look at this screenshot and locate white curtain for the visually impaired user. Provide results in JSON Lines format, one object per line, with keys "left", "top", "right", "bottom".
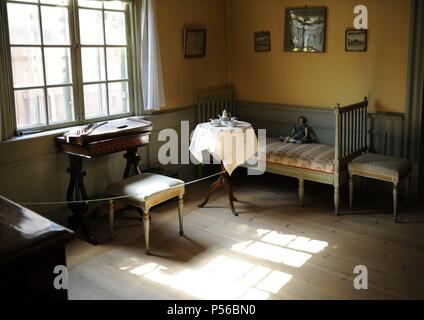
{"left": 87, "top": 0, "right": 165, "bottom": 112}
{"left": 0, "top": 65, "right": 15, "bottom": 142}
{"left": 139, "top": 0, "right": 165, "bottom": 111}
{"left": 0, "top": 8, "right": 15, "bottom": 140}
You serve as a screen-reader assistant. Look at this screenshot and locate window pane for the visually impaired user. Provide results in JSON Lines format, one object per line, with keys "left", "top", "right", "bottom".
{"left": 41, "top": 6, "right": 70, "bottom": 45}
{"left": 108, "top": 81, "right": 129, "bottom": 115}
{"left": 15, "top": 89, "right": 46, "bottom": 129}
{"left": 81, "top": 48, "right": 105, "bottom": 82}
{"left": 9, "top": 1, "right": 38, "bottom": 4}
{"left": 7, "top": 3, "right": 41, "bottom": 45}
{"left": 48, "top": 86, "right": 74, "bottom": 124}
{"left": 41, "top": 0, "right": 69, "bottom": 5}
{"left": 79, "top": 9, "right": 104, "bottom": 45}
{"left": 104, "top": 1, "right": 125, "bottom": 10}
{"left": 107, "top": 47, "right": 128, "bottom": 80}
{"left": 78, "top": 0, "right": 102, "bottom": 8}
{"left": 11, "top": 47, "right": 44, "bottom": 88}
{"left": 105, "top": 11, "right": 126, "bottom": 45}
{"left": 45, "top": 48, "right": 72, "bottom": 85}
{"left": 84, "top": 83, "right": 107, "bottom": 118}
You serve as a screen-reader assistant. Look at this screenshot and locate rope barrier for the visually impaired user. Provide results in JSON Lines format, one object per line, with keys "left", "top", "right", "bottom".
{"left": 18, "top": 170, "right": 226, "bottom": 206}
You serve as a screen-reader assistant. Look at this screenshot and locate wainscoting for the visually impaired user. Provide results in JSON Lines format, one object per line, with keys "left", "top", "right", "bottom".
{"left": 0, "top": 101, "right": 406, "bottom": 220}
{"left": 146, "top": 106, "right": 197, "bottom": 180}
{"left": 0, "top": 107, "right": 198, "bottom": 220}
{"left": 0, "top": 132, "right": 149, "bottom": 216}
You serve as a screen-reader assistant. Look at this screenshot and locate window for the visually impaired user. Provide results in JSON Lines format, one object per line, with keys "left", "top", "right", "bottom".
{"left": 4, "top": 0, "right": 134, "bottom": 131}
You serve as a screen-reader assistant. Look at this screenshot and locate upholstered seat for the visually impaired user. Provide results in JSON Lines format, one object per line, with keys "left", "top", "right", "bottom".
{"left": 265, "top": 138, "right": 335, "bottom": 173}
{"left": 107, "top": 173, "right": 185, "bottom": 202}
{"left": 348, "top": 153, "right": 412, "bottom": 182}
{"left": 348, "top": 153, "right": 412, "bottom": 222}
{"left": 106, "top": 173, "right": 185, "bottom": 254}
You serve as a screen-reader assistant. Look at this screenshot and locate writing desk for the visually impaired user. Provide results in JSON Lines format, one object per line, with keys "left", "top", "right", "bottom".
{"left": 56, "top": 118, "right": 152, "bottom": 245}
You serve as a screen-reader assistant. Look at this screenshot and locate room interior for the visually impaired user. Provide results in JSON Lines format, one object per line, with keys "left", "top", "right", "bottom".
{"left": 0, "top": 0, "right": 423, "bottom": 301}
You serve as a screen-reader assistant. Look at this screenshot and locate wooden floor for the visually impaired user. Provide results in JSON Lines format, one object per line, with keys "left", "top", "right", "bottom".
{"left": 66, "top": 173, "right": 424, "bottom": 300}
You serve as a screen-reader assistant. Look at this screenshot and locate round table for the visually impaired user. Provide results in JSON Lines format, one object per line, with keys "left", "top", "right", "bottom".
{"left": 189, "top": 121, "right": 258, "bottom": 216}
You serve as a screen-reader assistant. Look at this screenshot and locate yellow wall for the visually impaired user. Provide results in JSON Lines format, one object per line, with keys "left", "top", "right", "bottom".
{"left": 228, "top": 0, "right": 411, "bottom": 113}
{"left": 157, "top": 0, "right": 229, "bottom": 109}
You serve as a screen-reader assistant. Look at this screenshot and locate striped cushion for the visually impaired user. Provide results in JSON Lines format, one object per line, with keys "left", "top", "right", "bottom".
{"left": 266, "top": 138, "right": 335, "bottom": 173}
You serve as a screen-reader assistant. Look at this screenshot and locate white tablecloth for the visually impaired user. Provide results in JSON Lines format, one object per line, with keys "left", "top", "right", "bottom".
{"left": 189, "top": 121, "right": 258, "bottom": 175}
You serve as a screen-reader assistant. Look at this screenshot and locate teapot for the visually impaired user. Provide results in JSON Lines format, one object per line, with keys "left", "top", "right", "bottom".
{"left": 218, "top": 109, "right": 231, "bottom": 123}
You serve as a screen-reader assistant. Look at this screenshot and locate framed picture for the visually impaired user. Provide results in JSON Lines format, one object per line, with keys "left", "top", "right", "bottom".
{"left": 284, "top": 7, "right": 327, "bottom": 53}
{"left": 345, "top": 29, "right": 368, "bottom": 52}
{"left": 254, "top": 31, "right": 271, "bottom": 52}
{"left": 184, "top": 29, "right": 207, "bottom": 58}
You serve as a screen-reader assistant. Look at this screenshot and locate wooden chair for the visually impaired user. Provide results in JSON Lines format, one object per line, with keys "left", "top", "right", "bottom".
{"left": 106, "top": 173, "right": 185, "bottom": 254}
{"left": 348, "top": 153, "right": 412, "bottom": 222}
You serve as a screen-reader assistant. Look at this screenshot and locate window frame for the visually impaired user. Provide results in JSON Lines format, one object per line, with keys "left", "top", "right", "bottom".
{"left": 1, "top": 0, "right": 137, "bottom": 134}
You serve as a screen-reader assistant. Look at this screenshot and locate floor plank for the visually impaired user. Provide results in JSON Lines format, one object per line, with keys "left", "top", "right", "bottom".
{"left": 67, "top": 174, "right": 424, "bottom": 300}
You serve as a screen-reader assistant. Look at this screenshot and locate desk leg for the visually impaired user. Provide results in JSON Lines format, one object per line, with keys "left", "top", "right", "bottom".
{"left": 124, "top": 148, "right": 142, "bottom": 178}
{"left": 199, "top": 165, "right": 238, "bottom": 216}
{"left": 67, "top": 155, "right": 98, "bottom": 246}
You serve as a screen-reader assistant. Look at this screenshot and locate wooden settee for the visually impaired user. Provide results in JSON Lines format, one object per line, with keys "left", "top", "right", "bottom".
{"left": 250, "top": 98, "right": 369, "bottom": 214}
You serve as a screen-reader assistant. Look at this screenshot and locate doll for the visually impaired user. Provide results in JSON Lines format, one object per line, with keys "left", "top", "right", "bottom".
{"left": 279, "top": 116, "right": 311, "bottom": 144}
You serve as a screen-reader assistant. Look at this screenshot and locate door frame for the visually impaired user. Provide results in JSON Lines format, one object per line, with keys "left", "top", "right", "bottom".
{"left": 403, "top": 0, "right": 424, "bottom": 201}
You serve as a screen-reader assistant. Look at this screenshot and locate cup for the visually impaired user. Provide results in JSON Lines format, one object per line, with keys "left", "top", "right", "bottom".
{"left": 210, "top": 119, "right": 221, "bottom": 126}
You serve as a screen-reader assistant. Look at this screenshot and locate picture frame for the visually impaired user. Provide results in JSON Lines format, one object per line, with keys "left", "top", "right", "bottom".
{"left": 284, "top": 6, "right": 327, "bottom": 53}
{"left": 345, "top": 29, "right": 368, "bottom": 52}
{"left": 184, "top": 29, "right": 207, "bottom": 58}
{"left": 254, "top": 31, "right": 271, "bottom": 52}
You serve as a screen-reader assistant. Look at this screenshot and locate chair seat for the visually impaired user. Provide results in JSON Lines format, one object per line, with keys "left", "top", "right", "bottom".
{"left": 106, "top": 173, "right": 185, "bottom": 202}
{"left": 106, "top": 173, "right": 185, "bottom": 254}
{"left": 349, "top": 153, "right": 412, "bottom": 180}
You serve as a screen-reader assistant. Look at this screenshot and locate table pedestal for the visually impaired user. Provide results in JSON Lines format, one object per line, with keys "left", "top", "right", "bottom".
{"left": 123, "top": 148, "right": 142, "bottom": 178}
{"left": 66, "top": 155, "right": 97, "bottom": 245}
{"left": 199, "top": 164, "right": 239, "bottom": 216}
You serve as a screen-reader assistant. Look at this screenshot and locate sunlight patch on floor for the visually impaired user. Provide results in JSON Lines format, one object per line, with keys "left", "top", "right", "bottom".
{"left": 124, "top": 255, "right": 285, "bottom": 300}
{"left": 260, "top": 231, "right": 328, "bottom": 254}
{"left": 232, "top": 240, "right": 311, "bottom": 267}
{"left": 231, "top": 228, "right": 328, "bottom": 268}
{"left": 119, "top": 229, "right": 327, "bottom": 300}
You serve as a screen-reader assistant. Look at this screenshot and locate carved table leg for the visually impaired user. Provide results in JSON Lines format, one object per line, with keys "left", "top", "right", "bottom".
{"left": 198, "top": 176, "right": 223, "bottom": 208}
{"left": 67, "top": 155, "right": 98, "bottom": 246}
{"left": 124, "top": 148, "right": 142, "bottom": 178}
{"left": 199, "top": 164, "right": 238, "bottom": 216}
{"left": 225, "top": 172, "right": 239, "bottom": 202}
{"left": 222, "top": 173, "right": 238, "bottom": 216}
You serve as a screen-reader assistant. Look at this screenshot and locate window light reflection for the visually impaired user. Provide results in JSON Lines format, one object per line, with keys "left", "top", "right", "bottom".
{"left": 119, "top": 229, "right": 329, "bottom": 300}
